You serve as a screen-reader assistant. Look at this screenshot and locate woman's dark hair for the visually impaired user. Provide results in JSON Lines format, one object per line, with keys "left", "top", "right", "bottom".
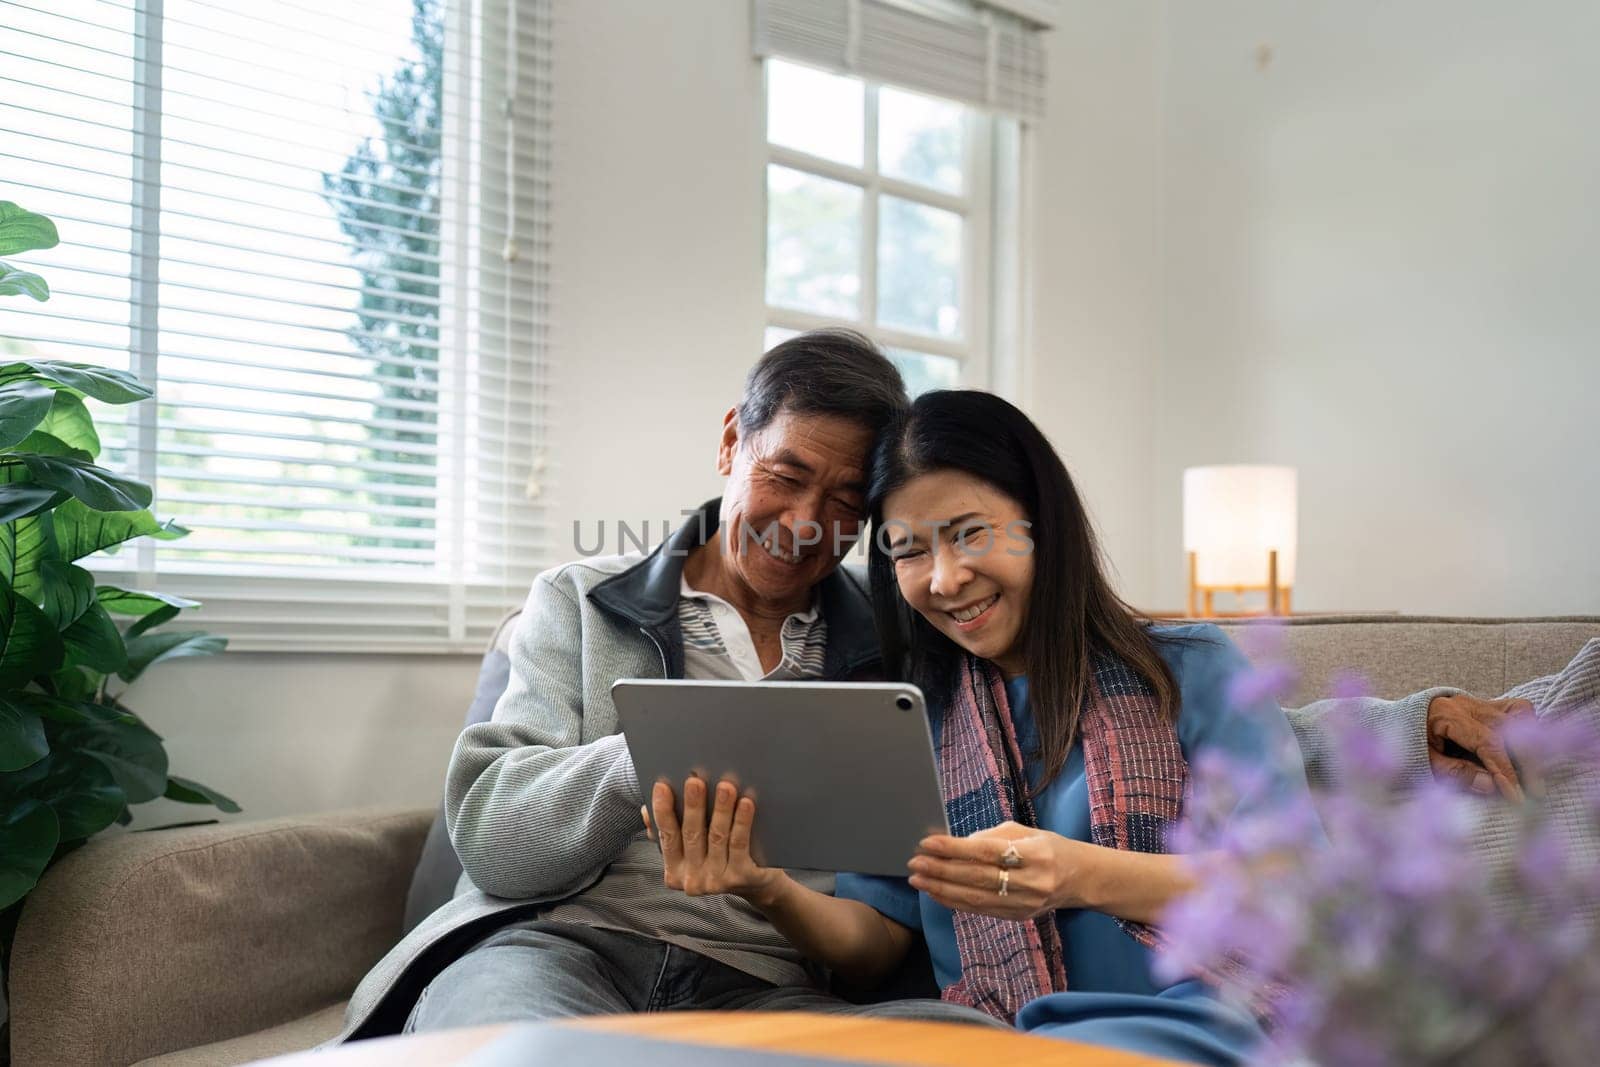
{"left": 866, "top": 390, "right": 1181, "bottom": 790}
{"left": 739, "top": 329, "right": 908, "bottom": 437}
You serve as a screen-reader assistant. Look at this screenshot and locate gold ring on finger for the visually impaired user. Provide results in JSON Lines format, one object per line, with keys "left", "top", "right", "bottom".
{"left": 997, "top": 868, "right": 1010, "bottom": 897}
{"left": 1000, "top": 843, "right": 1023, "bottom": 869}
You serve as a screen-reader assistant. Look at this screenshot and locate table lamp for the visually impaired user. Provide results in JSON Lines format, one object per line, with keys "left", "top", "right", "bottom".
{"left": 1183, "top": 465, "right": 1297, "bottom": 617}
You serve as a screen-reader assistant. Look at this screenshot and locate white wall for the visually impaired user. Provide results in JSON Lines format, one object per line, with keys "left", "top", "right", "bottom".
{"left": 545, "top": 0, "right": 768, "bottom": 548}
{"left": 1152, "top": 0, "right": 1600, "bottom": 615}
{"left": 1023, "top": 1, "right": 1166, "bottom": 609}
{"left": 125, "top": 654, "right": 481, "bottom": 828}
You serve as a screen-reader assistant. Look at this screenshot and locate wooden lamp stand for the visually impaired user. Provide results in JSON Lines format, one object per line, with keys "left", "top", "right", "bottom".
{"left": 1187, "top": 549, "right": 1292, "bottom": 617}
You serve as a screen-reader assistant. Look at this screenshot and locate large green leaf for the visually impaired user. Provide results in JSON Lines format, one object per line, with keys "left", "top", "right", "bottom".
{"left": 0, "top": 203, "right": 60, "bottom": 256}
{"left": 0, "top": 380, "right": 58, "bottom": 449}
{"left": 0, "top": 486, "right": 56, "bottom": 603}
{"left": 20, "top": 454, "right": 152, "bottom": 512}
{"left": 32, "top": 390, "right": 100, "bottom": 457}
{"left": 101, "top": 695, "right": 157, "bottom": 738}
{"left": 62, "top": 602, "right": 127, "bottom": 673}
{"left": 0, "top": 747, "right": 51, "bottom": 799}
{"left": 11, "top": 430, "right": 93, "bottom": 462}
{"left": 69, "top": 718, "right": 168, "bottom": 804}
{"left": 0, "top": 361, "right": 150, "bottom": 404}
{"left": 119, "top": 630, "right": 226, "bottom": 683}
{"left": 52, "top": 497, "right": 187, "bottom": 561}
{"left": 0, "top": 586, "right": 65, "bottom": 688}
{"left": 17, "top": 692, "right": 133, "bottom": 727}
{"left": 34, "top": 750, "right": 126, "bottom": 841}
{"left": 0, "top": 699, "right": 48, "bottom": 771}
{"left": 46, "top": 665, "right": 97, "bottom": 703}
{"left": 126, "top": 603, "right": 180, "bottom": 639}
{"left": 97, "top": 587, "right": 200, "bottom": 616}
{"left": 0, "top": 800, "right": 59, "bottom": 910}
{"left": 0, "top": 481, "right": 66, "bottom": 524}
{"left": 39, "top": 560, "right": 96, "bottom": 629}
{"left": 165, "top": 774, "right": 242, "bottom": 814}
{"left": 0, "top": 261, "right": 48, "bottom": 301}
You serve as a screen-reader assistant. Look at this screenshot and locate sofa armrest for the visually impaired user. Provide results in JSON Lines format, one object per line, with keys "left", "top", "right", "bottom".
{"left": 9, "top": 806, "right": 431, "bottom": 1067}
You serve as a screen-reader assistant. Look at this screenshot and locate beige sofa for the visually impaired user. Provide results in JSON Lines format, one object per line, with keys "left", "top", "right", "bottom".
{"left": 10, "top": 614, "right": 1599, "bottom": 1066}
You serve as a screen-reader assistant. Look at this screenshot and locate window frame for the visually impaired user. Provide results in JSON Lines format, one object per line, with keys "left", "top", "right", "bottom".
{"left": 761, "top": 59, "right": 997, "bottom": 389}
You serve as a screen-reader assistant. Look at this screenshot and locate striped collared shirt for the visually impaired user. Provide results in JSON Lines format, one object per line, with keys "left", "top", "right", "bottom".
{"left": 677, "top": 576, "right": 828, "bottom": 681}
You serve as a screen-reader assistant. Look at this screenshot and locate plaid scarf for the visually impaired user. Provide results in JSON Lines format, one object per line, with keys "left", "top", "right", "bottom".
{"left": 938, "top": 651, "right": 1187, "bottom": 1023}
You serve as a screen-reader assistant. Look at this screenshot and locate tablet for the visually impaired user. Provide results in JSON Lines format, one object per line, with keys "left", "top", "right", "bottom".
{"left": 612, "top": 679, "right": 949, "bottom": 877}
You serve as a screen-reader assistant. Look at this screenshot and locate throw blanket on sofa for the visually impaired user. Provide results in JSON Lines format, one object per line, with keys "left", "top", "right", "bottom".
{"left": 1491, "top": 638, "right": 1600, "bottom": 926}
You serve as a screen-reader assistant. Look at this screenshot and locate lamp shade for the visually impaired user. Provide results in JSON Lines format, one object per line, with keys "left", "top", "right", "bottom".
{"left": 1183, "top": 465, "right": 1298, "bottom": 587}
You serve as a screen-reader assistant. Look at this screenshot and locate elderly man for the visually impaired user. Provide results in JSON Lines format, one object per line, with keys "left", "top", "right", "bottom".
{"left": 334, "top": 328, "right": 1539, "bottom": 1041}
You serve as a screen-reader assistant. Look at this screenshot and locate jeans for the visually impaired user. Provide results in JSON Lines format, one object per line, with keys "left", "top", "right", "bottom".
{"left": 405, "top": 919, "right": 1004, "bottom": 1032}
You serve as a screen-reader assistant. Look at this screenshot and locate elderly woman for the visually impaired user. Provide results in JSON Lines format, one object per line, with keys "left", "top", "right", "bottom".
{"left": 648, "top": 390, "right": 1321, "bottom": 1066}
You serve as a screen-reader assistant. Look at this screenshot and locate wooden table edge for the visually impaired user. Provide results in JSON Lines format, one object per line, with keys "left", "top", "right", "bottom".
{"left": 257, "top": 1011, "right": 1183, "bottom": 1066}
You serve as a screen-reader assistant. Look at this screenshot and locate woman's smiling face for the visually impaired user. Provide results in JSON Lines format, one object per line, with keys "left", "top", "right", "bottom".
{"left": 881, "top": 468, "right": 1035, "bottom": 678}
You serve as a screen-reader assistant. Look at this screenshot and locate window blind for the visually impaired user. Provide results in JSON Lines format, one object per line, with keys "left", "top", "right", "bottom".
{"left": 978, "top": 0, "right": 1056, "bottom": 28}
{"left": 752, "top": 0, "right": 1049, "bottom": 122}
{"left": 0, "top": 0, "right": 553, "bottom": 652}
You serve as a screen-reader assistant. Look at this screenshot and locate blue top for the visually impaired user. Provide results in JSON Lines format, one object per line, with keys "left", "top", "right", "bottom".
{"left": 835, "top": 624, "right": 1314, "bottom": 1065}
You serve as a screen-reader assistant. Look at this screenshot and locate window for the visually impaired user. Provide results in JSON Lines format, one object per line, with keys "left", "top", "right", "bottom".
{"left": 0, "top": 0, "right": 551, "bottom": 651}
{"left": 763, "top": 58, "right": 993, "bottom": 396}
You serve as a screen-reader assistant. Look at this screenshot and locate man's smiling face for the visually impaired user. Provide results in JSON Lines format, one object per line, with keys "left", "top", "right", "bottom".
{"left": 714, "top": 408, "right": 874, "bottom": 611}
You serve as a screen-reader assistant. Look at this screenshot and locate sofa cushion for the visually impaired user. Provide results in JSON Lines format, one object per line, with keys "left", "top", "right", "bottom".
{"left": 1213, "top": 615, "right": 1600, "bottom": 706}
{"left": 131, "top": 1002, "right": 348, "bottom": 1067}
{"left": 9, "top": 808, "right": 428, "bottom": 1067}
{"left": 1503, "top": 623, "right": 1600, "bottom": 690}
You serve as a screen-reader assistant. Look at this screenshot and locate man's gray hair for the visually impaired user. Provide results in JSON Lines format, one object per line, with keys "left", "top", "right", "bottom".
{"left": 737, "top": 328, "right": 909, "bottom": 437}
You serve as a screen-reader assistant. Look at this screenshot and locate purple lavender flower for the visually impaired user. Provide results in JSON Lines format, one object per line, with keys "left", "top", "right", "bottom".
{"left": 1324, "top": 708, "right": 1406, "bottom": 788}
{"left": 1329, "top": 669, "right": 1371, "bottom": 702}
{"left": 1226, "top": 661, "right": 1300, "bottom": 709}
{"left": 1158, "top": 652, "right": 1600, "bottom": 1066}
{"left": 1314, "top": 1027, "right": 1392, "bottom": 1067}
{"left": 1503, "top": 712, "right": 1600, "bottom": 772}
{"left": 1517, "top": 824, "right": 1570, "bottom": 895}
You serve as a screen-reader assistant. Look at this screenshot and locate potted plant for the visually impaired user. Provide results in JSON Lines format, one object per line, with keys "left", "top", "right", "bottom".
{"left": 0, "top": 201, "right": 236, "bottom": 1029}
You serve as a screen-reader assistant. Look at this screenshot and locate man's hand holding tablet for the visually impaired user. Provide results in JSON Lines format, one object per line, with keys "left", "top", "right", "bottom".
{"left": 642, "top": 776, "right": 784, "bottom": 907}
{"left": 641, "top": 773, "right": 923, "bottom": 990}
